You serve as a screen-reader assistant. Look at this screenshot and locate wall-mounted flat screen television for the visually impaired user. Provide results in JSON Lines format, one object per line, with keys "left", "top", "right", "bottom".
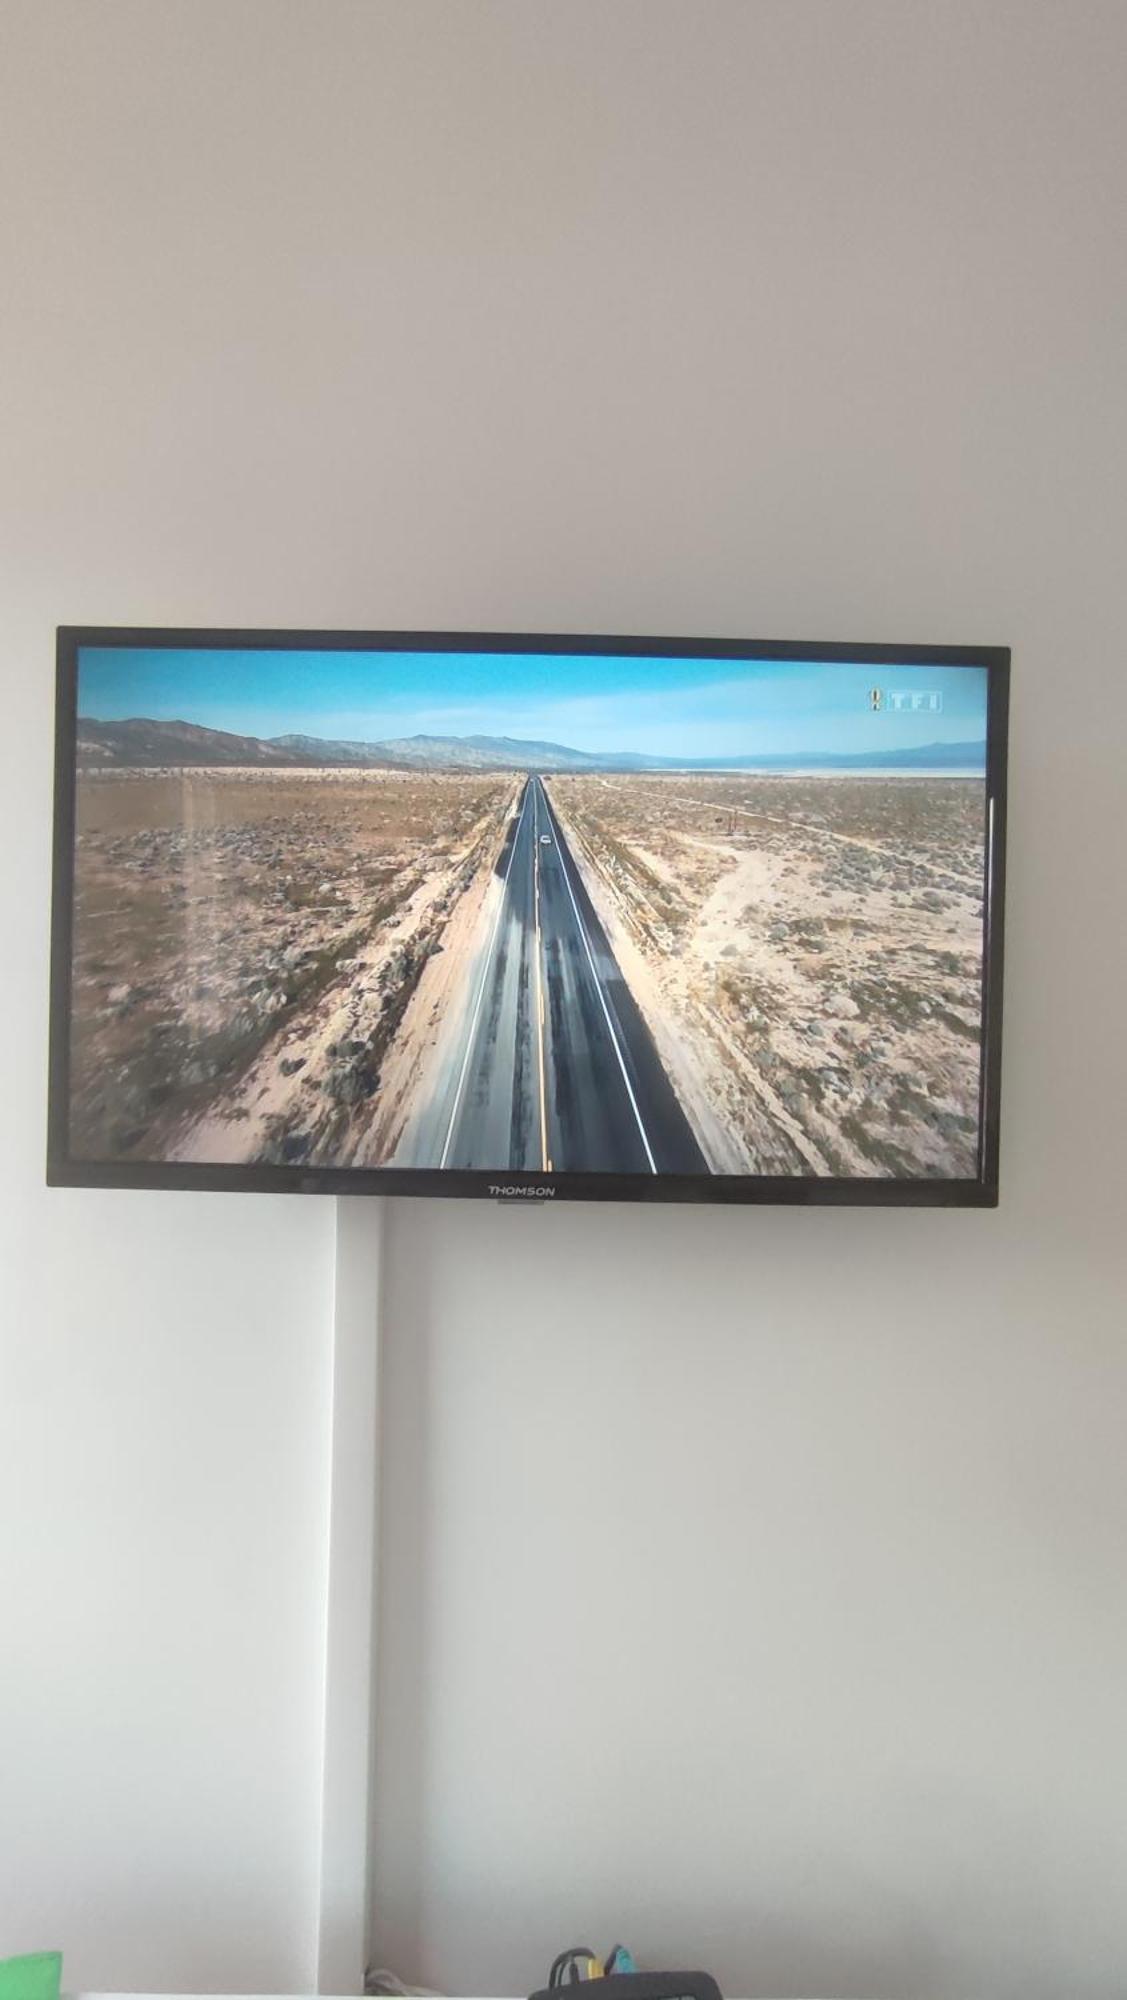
{"left": 48, "top": 629, "right": 1008, "bottom": 1205}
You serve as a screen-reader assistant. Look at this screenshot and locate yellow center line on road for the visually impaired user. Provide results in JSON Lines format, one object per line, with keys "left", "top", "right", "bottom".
{"left": 533, "top": 784, "right": 550, "bottom": 1172}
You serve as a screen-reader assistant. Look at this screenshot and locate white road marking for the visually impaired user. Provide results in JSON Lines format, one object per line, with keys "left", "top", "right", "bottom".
{"left": 439, "top": 783, "right": 530, "bottom": 1167}
{"left": 537, "top": 779, "right": 657, "bottom": 1174}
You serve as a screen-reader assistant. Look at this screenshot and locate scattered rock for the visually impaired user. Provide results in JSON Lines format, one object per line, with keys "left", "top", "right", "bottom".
{"left": 934, "top": 1110, "right": 975, "bottom": 1139}
{"left": 326, "top": 1051, "right": 380, "bottom": 1103}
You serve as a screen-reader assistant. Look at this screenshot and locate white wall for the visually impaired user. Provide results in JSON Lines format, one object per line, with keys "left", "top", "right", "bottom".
{"left": 1, "top": 4, "right": 1125, "bottom": 1998}
{"left": 0, "top": 5, "right": 347, "bottom": 1991}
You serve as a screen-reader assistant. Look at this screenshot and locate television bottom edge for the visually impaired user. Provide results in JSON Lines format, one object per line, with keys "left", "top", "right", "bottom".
{"left": 46, "top": 1158, "right": 997, "bottom": 1208}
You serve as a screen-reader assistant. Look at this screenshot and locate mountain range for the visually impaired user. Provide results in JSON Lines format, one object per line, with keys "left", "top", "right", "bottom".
{"left": 76, "top": 718, "right": 340, "bottom": 769}
{"left": 268, "top": 730, "right": 633, "bottom": 771}
{"left": 76, "top": 717, "right": 986, "bottom": 774}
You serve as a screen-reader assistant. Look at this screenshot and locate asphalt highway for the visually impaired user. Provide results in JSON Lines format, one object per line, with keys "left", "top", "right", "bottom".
{"left": 438, "top": 776, "right": 707, "bottom": 1174}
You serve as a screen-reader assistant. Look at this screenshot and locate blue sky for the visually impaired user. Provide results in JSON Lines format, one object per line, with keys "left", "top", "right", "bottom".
{"left": 78, "top": 647, "right": 988, "bottom": 758}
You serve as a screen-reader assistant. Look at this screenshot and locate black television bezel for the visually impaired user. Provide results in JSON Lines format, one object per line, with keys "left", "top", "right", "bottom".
{"left": 47, "top": 626, "right": 1009, "bottom": 1207}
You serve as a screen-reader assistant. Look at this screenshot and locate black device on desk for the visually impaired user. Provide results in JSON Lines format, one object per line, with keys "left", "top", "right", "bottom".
{"left": 530, "top": 1969, "right": 722, "bottom": 2000}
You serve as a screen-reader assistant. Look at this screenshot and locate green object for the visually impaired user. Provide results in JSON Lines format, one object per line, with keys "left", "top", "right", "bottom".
{"left": 0, "top": 1955, "right": 62, "bottom": 2000}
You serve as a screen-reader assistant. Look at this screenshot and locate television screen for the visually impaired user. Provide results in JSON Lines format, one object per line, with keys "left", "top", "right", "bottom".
{"left": 48, "top": 629, "right": 1007, "bottom": 1205}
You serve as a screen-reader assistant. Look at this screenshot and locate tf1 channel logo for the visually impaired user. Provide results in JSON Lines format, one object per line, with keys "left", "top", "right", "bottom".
{"left": 868, "top": 686, "right": 943, "bottom": 714}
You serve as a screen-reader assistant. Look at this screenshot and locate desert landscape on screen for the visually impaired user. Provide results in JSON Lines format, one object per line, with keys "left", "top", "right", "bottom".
{"left": 65, "top": 650, "right": 990, "bottom": 1180}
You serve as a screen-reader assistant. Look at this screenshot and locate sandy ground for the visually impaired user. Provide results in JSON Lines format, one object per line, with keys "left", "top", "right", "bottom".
{"left": 168, "top": 836, "right": 478, "bottom": 1164}
{"left": 69, "top": 763, "right": 987, "bottom": 1180}
{"left": 547, "top": 772, "right": 987, "bottom": 1178}
{"left": 69, "top": 766, "right": 517, "bottom": 1166}
{"left": 349, "top": 816, "right": 517, "bottom": 1167}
